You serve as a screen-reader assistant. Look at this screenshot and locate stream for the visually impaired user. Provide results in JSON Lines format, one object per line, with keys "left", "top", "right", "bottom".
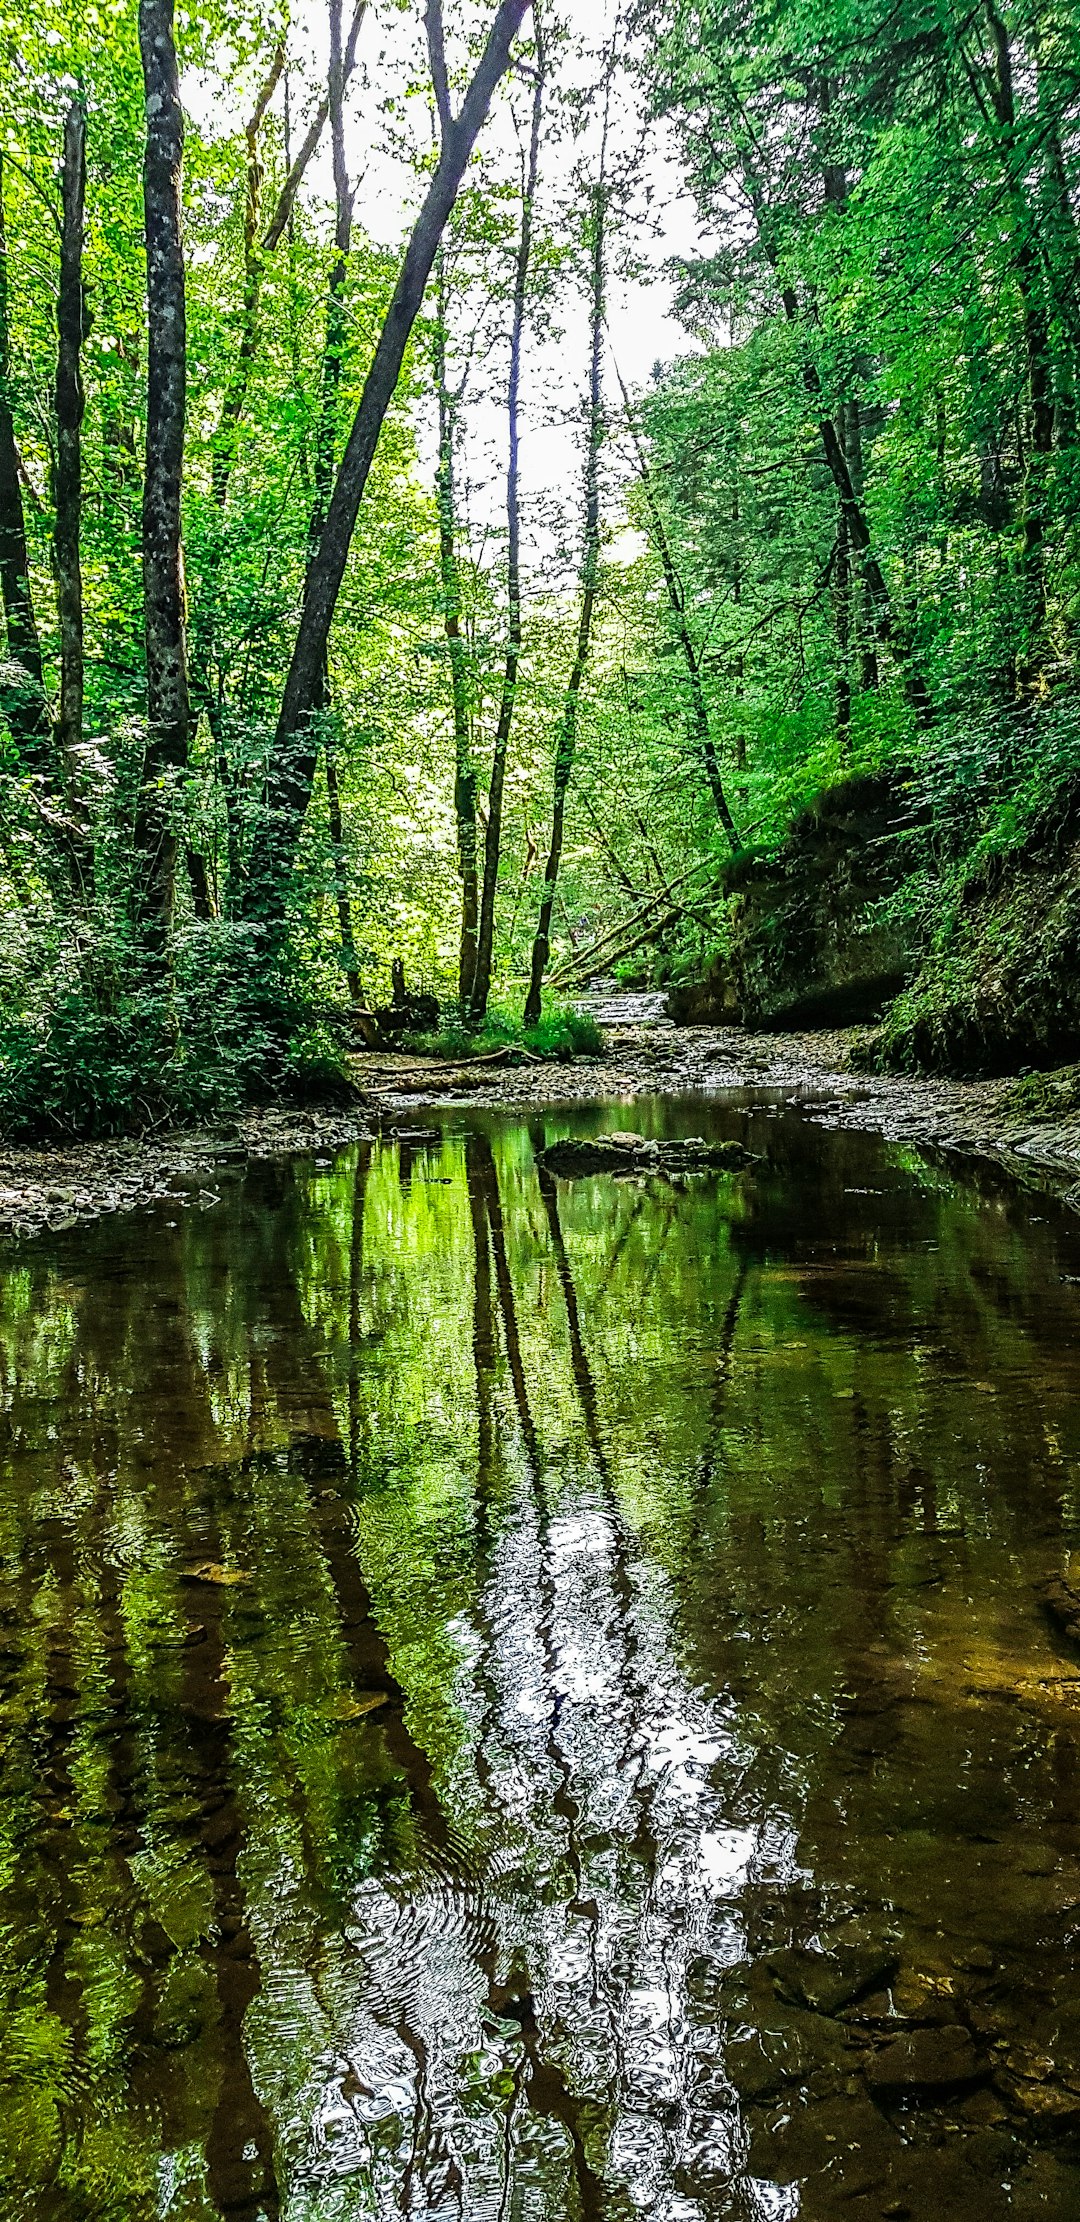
{"left": 2, "top": 1090, "right": 1080, "bottom": 2219}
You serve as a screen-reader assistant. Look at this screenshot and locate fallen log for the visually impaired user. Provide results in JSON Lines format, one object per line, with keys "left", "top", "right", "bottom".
{"left": 374, "top": 1045, "right": 541, "bottom": 1091}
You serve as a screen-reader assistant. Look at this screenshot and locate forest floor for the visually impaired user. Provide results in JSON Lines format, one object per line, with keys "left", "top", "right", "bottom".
{"left": 2, "top": 1000, "right": 1080, "bottom": 1239}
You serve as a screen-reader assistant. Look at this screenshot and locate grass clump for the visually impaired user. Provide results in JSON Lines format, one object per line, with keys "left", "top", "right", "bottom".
{"left": 405, "top": 998, "right": 603, "bottom": 1064}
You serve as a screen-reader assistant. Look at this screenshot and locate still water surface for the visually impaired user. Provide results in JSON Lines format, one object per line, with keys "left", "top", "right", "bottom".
{"left": 3, "top": 1094, "right": 1080, "bottom": 2219}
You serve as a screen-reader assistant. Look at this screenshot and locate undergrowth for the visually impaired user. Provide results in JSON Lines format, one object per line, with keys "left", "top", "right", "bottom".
{"left": 0, "top": 918, "right": 355, "bottom": 1139}
{"left": 405, "top": 999, "right": 603, "bottom": 1063}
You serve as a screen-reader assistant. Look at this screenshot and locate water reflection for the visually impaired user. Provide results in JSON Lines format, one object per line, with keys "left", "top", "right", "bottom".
{"left": 1, "top": 1098, "right": 1080, "bottom": 2217}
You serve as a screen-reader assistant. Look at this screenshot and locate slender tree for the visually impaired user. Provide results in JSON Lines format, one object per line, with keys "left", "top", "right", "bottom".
{"left": 0, "top": 153, "right": 55, "bottom": 777}
{"left": 614, "top": 354, "right": 739, "bottom": 842}
{"left": 470, "top": 25, "right": 545, "bottom": 1020}
{"left": 313, "top": 0, "right": 362, "bottom": 1001}
{"left": 243, "top": 0, "right": 533, "bottom": 931}
{"left": 134, "top": 0, "right": 190, "bottom": 941}
{"left": 524, "top": 170, "right": 607, "bottom": 1025}
{"left": 432, "top": 248, "right": 478, "bottom": 1004}
{"left": 54, "top": 99, "right": 88, "bottom": 786}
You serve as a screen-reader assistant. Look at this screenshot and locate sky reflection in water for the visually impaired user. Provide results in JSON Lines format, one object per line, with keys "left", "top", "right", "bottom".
{"left": 1, "top": 1095, "right": 1080, "bottom": 2219}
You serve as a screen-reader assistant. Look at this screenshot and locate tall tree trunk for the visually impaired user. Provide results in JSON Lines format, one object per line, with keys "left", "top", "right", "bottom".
{"left": 55, "top": 100, "right": 88, "bottom": 790}
{"left": 433, "top": 258, "right": 478, "bottom": 1005}
{"left": 243, "top": 0, "right": 532, "bottom": 932}
{"left": 730, "top": 453, "right": 747, "bottom": 775}
{"left": 1040, "top": 107, "right": 1080, "bottom": 451}
{"left": 982, "top": 1, "right": 1054, "bottom": 684}
{"left": 842, "top": 396, "right": 879, "bottom": 690}
{"left": 207, "top": 1, "right": 367, "bottom": 521}
{"left": 833, "top": 485, "right": 852, "bottom": 759}
{"left": 191, "top": 10, "right": 368, "bottom": 917}
{"left": 470, "top": 32, "right": 544, "bottom": 1021}
{"left": 613, "top": 356, "right": 738, "bottom": 844}
{"left": 135, "top": 0, "right": 191, "bottom": 943}
{"left": 313, "top": 0, "right": 362, "bottom": 1002}
{"left": 208, "top": 42, "right": 286, "bottom": 517}
{"left": 821, "top": 104, "right": 857, "bottom": 753}
{"left": 523, "top": 179, "right": 606, "bottom": 1027}
{"left": 0, "top": 153, "right": 55, "bottom": 775}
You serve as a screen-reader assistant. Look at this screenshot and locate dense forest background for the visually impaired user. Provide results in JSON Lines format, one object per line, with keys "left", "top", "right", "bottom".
{"left": 1, "top": 0, "right": 1078, "bottom": 1132}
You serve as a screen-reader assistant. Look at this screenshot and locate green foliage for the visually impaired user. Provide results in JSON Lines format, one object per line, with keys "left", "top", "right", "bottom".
{"left": 2, "top": 0, "right": 1080, "bottom": 1119}
{"left": 405, "top": 998, "right": 603, "bottom": 1063}
{"left": 0, "top": 921, "right": 352, "bottom": 1137}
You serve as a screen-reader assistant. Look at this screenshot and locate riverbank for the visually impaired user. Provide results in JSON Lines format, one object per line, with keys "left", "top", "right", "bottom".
{"left": 2, "top": 1013, "right": 1080, "bottom": 1239}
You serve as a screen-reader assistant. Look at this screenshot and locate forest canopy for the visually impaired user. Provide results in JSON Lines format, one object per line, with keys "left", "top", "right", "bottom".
{"left": 0, "top": 0, "right": 1078, "bottom": 1131}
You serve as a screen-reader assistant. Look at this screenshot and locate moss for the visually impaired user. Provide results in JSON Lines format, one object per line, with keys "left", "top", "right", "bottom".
{"left": 1000, "top": 1064, "right": 1080, "bottom": 1119}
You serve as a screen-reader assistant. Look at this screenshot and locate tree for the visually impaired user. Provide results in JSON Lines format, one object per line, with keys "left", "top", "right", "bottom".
{"left": 470, "top": 19, "right": 546, "bottom": 1020}
{"left": 523, "top": 159, "right": 608, "bottom": 1025}
{"left": 134, "top": 0, "right": 190, "bottom": 941}
{"left": 244, "top": 0, "right": 534, "bottom": 933}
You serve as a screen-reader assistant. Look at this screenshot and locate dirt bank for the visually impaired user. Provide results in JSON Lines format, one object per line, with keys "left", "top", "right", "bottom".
{"left": 2, "top": 1015, "right": 1080, "bottom": 1240}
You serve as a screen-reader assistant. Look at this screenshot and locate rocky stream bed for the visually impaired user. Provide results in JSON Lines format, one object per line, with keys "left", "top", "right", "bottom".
{"left": 2, "top": 998, "right": 1080, "bottom": 1239}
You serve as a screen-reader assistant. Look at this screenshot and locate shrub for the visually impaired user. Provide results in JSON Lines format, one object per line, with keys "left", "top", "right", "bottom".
{"left": 0, "top": 918, "right": 353, "bottom": 1138}
{"left": 404, "top": 997, "right": 603, "bottom": 1064}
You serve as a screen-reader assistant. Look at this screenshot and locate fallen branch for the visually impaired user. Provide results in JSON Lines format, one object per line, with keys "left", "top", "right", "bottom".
{"left": 549, "top": 853, "right": 725, "bottom": 985}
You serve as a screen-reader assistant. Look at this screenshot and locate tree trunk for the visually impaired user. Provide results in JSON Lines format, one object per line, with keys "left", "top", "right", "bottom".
{"left": 730, "top": 126, "right": 933, "bottom": 726}
{"left": 207, "top": 1, "right": 368, "bottom": 520}
{"left": 470, "top": 26, "right": 544, "bottom": 1021}
{"left": 313, "top": 0, "right": 362, "bottom": 1002}
{"left": 0, "top": 152, "right": 55, "bottom": 776}
{"left": 732, "top": 459, "right": 746, "bottom": 775}
{"left": 243, "top": 0, "right": 532, "bottom": 931}
{"left": 55, "top": 100, "right": 88, "bottom": 793}
{"left": 325, "top": 734, "right": 361, "bottom": 1000}
{"left": 524, "top": 179, "right": 606, "bottom": 1027}
{"left": 833, "top": 488, "right": 852, "bottom": 759}
{"left": 433, "top": 259, "right": 478, "bottom": 1005}
{"left": 134, "top": 0, "right": 191, "bottom": 943}
{"left": 982, "top": 1, "right": 1054, "bottom": 683}
{"left": 842, "top": 396, "right": 879, "bottom": 690}
{"left": 208, "top": 42, "right": 285, "bottom": 517}
{"left": 613, "top": 356, "right": 738, "bottom": 845}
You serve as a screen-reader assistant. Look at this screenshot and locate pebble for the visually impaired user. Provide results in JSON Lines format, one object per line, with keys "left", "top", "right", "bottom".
{"left": 3, "top": 1018, "right": 1080, "bottom": 1239}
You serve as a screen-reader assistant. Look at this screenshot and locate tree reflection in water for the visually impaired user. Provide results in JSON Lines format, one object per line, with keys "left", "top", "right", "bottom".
{"left": 1, "top": 1100, "right": 1080, "bottom": 2217}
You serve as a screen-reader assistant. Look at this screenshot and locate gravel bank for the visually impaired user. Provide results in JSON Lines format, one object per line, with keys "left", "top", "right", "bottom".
{"left": 1, "top": 1014, "right": 1079, "bottom": 1240}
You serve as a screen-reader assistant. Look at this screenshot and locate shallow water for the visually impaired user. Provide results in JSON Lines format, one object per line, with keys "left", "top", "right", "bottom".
{"left": 3, "top": 1094, "right": 1080, "bottom": 2219}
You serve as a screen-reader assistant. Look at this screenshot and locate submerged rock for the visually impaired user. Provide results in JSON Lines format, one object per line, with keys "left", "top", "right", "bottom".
{"left": 538, "top": 1131, "right": 753, "bottom": 1179}
{"left": 1037, "top": 1574, "right": 1080, "bottom": 1645}
{"left": 180, "top": 1562, "right": 252, "bottom": 1588}
{"left": 767, "top": 1942, "right": 899, "bottom": 2016}
{"left": 864, "top": 2025, "right": 986, "bottom": 2096}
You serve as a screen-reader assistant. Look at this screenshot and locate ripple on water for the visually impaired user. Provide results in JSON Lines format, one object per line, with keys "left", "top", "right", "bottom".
{"left": 0, "top": 1097, "right": 1079, "bottom": 2215}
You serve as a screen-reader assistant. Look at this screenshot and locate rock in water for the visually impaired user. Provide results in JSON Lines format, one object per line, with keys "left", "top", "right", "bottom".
{"left": 767, "top": 1942, "right": 899, "bottom": 2016}
{"left": 864, "top": 2026, "right": 985, "bottom": 2096}
{"left": 1038, "top": 1574, "right": 1080, "bottom": 1644}
{"left": 538, "top": 1133, "right": 753, "bottom": 1179}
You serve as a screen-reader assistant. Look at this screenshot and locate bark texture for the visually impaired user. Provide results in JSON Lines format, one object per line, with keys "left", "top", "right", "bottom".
{"left": 135, "top": 0, "right": 191, "bottom": 940}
